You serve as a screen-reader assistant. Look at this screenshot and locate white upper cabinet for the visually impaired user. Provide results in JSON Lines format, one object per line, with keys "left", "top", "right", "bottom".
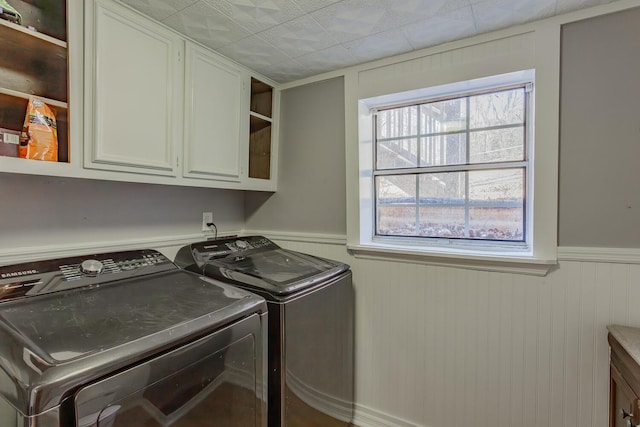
{"left": 84, "top": 0, "right": 183, "bottom": 176}
{"left": 183, "top": 42, "right": 243, "bottom": 182}
{"left": 1, "top": 0, "right": 278, "bottom": 190}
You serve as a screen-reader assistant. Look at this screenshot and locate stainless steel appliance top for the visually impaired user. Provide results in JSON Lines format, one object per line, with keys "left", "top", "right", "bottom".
{"left": 0, "top": 249, "right": 266, "bottom": 417}
{"left": 174, "top": 236, "right": 349, "bottom": 297}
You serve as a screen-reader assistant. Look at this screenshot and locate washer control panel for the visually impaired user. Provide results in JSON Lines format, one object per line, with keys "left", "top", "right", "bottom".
{"left": 0, "top": 250, "right": 173, "bottom": 302}
{"left": 59, "top": 251, "right": 168, "bottom": 281}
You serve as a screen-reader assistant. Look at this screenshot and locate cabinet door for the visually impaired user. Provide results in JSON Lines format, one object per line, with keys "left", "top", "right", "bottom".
{"left": 183, "top": 43, "right": 243, "bottom": 181}
{"left": 84, "top": 0, "right": 183, "bottom": 176}
{"left": 611, "top": 364, "right": 640, "bottom": 427}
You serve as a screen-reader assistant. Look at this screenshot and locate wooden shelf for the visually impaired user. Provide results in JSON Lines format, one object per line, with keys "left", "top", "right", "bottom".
{"left": 248, "top": 78, "right": 273, "bottom": 180}
{"left": 250, "top": 112, "right": 271, "bottom": 130}
{"left": 250, "top": 77, "right": 273, "bottom": 118}
{"left": 249, "top": 125, "right": 271, "bottom": 180}
{"left": 0, "top": 86, "right": 67, "bottom": 109}
{"left": 0, "top": 0, "right": 68, "bottom": 163}
{"left": 0, "top": 17, "right": 66, "bottom": 49}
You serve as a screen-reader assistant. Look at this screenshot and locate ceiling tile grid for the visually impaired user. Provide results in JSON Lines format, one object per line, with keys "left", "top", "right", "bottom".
{"left": 117, "top": 0, "right": 623, "bottom": 83}
{"left": 202, "top": 0, "right": 306, "bottom": 33}
{"left": 402, "top": 6, "right": 477, "bottom": 50}
{"left": 119, "top": 0, "right": 198, "bottom": 21}
{"left": 258, "top": 14, "right": 340, "bottom": 57}
{"left": 161, "top": 1, "right": 252, "bottom": 49}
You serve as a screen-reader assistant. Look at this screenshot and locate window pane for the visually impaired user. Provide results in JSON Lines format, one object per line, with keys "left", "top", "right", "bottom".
{"left": 468, "top": 169, "right": 524, "bottom": 241}
{"left": 420, "top": 98, "right": 466, "bottom": 134}
{"left": 469, "top": 88, "right": 525, "bottom": 129}
{"left": 419, "top": 206, "right": 466, "bottom": 238}
{"left": 377, "top": 138, "right": 418, "bottom": 169}
{"left": 377, "top": 206, "right": 417, "bottom": 236}
{"left": 420, "top": 133, "right": 466, "bottom": 166}
{"left": 376, "top": 175, "right": 416, "bottom": 236}
{"left": 469, "top": 127, "right": 524, "bottom": 163}
{"left": 418, "top": 172, "right": 465, "bottom": 200}
{"left": 376, "top": 175, "right": 416, "bottom": 204}
{"left": 376, "top": 106, "right": 418, "bottom": 139}
{"left": 417, "top": 172, "right": 466, "bottom": 238}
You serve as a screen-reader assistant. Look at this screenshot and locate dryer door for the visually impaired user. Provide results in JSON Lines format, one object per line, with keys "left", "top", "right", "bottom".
{"left": 75, "top": 313, "right": 265, "bottom": 427}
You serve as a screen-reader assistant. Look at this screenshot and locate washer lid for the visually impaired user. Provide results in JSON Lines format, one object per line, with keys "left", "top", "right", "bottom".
{"left": 205, "top": 247, "right": 349, "bottom": 296}
{"left": 0, "top": 266, "right": 265, "bottom": 416}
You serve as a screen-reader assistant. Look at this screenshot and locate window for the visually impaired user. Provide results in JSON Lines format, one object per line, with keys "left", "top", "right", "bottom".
{"left": 374, "top": 84, "right": 530, "bottom": 245}
{"left": 348, "top": 31, "right": 560, "bottom": 273}
{"left": 358, "top": 70, "right": 538, "bottom": 257}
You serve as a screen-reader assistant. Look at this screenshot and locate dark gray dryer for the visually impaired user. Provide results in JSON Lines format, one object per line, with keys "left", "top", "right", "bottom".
{"left": 0, "top": 249, "right": 267, "bottom": 427}
{"left": 175, "top": 236, "right": 354, "bottom": 427}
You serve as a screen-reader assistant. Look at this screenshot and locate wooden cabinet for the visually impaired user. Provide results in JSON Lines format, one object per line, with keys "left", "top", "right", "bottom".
{"left": 249, "top": 78, "right": 274, "bottom": 181}
{"left": 609, "top": 326, "right": 640, "bottom": 427}
{"left": 183, "top": 42, "right": 243, "bottom": 182}
{"left": 84, "top": 0, "right": 183, "bottom": 176}
{"left": 0, "top": 0, "right": 68, "bottom": 162}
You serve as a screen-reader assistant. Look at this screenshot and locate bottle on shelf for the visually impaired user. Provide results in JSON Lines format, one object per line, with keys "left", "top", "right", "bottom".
{"left": 0, "top": 0, "right": 67, "bottom": 162}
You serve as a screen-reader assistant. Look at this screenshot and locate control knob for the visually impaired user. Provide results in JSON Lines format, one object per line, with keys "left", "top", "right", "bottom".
{"left": 80, "top": 259, "right": 104, "bottom": 276}
{"left": 235, "top": 240, "right": 249, "bottom": 249}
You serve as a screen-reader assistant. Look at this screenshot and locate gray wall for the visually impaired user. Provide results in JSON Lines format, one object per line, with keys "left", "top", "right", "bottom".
{"left": 0, "top": 173, "right": 244, "bottom": 253}
{"left": 245, "top": 77, "right": 347, "bottom": 234}
{"left": 558, "top": 7, "right": 640, "bottom": 247}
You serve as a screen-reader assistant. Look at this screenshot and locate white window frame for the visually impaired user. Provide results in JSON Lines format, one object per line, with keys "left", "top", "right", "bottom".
{"left": 345, "top": 27, "right": 560, "bottom": 275}
{"left": 365, "top": 71, "right": 534, "bottom": 251}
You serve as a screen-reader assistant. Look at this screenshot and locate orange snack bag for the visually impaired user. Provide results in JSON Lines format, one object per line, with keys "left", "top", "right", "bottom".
{"left": 19, "top": 96, "right": 58, "bottom": 162}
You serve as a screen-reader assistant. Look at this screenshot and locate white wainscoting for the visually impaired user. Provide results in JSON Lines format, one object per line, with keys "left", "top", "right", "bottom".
{"left": 4, "top": 230, "right": 639, "bottom": 427}
{"left": 262, "top": 233, "right": 640, "bottom": 427}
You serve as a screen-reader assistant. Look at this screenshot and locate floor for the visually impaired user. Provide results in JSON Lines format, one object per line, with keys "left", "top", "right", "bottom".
{"left": 97, "top": 381, "right": 357, "bottom": 426}
{"left": 286, "top": 387, "right": 356, "bottom": 427}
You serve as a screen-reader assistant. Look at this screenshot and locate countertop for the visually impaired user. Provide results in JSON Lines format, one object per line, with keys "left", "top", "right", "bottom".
{"left": 608, "top": 324, "right": 640, "bottom": 366}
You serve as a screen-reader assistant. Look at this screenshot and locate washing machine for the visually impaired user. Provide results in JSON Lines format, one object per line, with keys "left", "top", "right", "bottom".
{"left": 0, "top": 249, "right": 267, "bottom": 427}
{"left": 175, "top": 236, "right": 354, "bottom": 427}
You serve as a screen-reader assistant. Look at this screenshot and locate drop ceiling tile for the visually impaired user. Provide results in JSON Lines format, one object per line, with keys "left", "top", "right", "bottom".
{"left": 555, "top": 0, "right": 612, "bottom": 14}
{"left": 259, "top": 58, "right": 313, "bottom": 82}
{"left": 162, "top": 1, "right": 251, "bottom": 49}
{"left": 259, "top": 14, "right": 339, "bottom": 58}
{"left": 203, "top": 0, "right": 306, "bottom": 33}
{"left": 472, "top": 0, "right": 558, "bottom": 33}
{"left": 293, "top": 0, "right": 342, "bottom": 13}
{"left": 373, "top": 0, "right": 471, "bottom": 31}
{"left": 342, "top": 28, "right": 414, "bottom": 63}
{"left": 310, "top": 0, "right": 390, "bottom": 43}
{"left": 403, "top": 6, "right": 477, "bottom": 49}
{"left": 295, "top": 43, "right": 361, "bottom": 75}
{"left": 216, "top": 35, "right": 290, "bottom": 66}
{"left": 120, "top": 0, "right": 627, "bottom": 84}
{"left": 119, "top": 0, "right": 199, "bottom": 21}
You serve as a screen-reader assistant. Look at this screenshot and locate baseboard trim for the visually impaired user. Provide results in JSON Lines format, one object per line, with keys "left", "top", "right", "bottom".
{"left": 285, "top": 369, "right": 353, "bottom": 423}
{"left": 352, "top": 403, "right": 425, "bottom": 427}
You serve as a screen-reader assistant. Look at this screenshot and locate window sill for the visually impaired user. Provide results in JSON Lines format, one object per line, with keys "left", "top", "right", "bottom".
{"left": 347, "top": 242, "right": 557, "bottom": 276}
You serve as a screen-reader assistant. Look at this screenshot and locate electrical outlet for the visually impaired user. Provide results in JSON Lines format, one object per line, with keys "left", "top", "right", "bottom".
{"left": 202, "top": 212, "right": 213, "bottom": 231}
